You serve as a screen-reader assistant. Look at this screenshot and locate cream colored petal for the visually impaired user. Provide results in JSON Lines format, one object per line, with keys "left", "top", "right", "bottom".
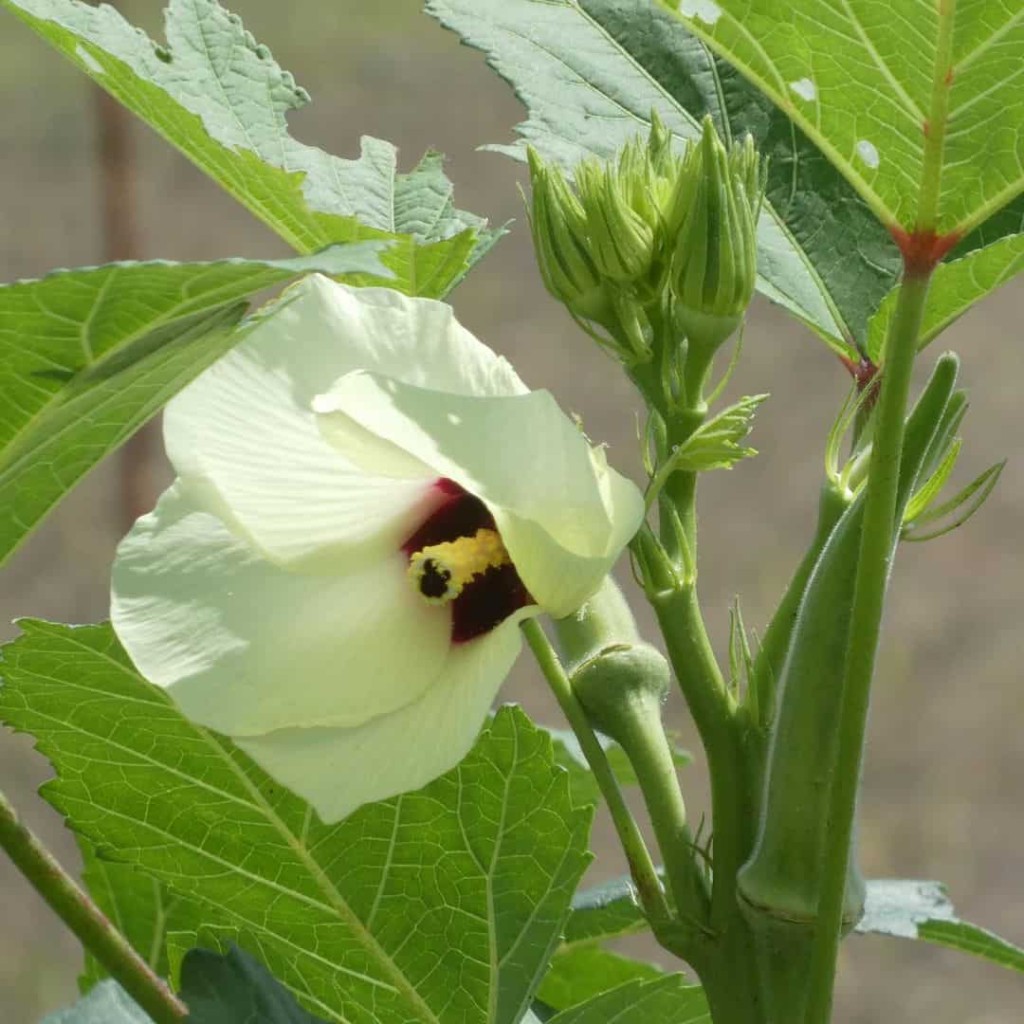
{"left": 111, "top": 484, "right": 451, "bottom": 736}
{"left": 315, "top": 373, "right": 645, "bottom": 615}
{"left": 165, "top": 310, "right": 435, "bottom": 571}
{"left": 236, "top": 612, "right": 531, "bottom": 823}
{"left": 163, "top": 274, "right": 528, "bottom": 570}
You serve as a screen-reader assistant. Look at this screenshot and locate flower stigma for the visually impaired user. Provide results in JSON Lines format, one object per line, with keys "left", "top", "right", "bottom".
{"left": 402, "top": 480, "right": 532, "bottom": 643}
{"left": 409, "top": 529, "right": 511, "bottom": 604}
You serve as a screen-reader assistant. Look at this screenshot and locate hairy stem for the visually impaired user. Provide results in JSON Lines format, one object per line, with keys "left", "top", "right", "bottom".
{"left": 521, "top": 620, "right": 674, "bottom": 932}
{"left": 0, "top": 788, "right": 187, "bottom": 1023}
{"left": 612, "top": 697, "right": 710, "bottom": 932}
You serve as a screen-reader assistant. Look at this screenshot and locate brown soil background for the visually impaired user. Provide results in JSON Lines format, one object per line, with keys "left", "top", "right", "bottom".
{"left": 1, "top": 2, "right": 1021, "bottom": 1021}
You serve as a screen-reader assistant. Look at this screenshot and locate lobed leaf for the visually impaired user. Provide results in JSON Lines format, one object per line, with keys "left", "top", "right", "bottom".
{"left": 426, "top": 0, "right": 905, "bottom": 355}
{"left": 0, "top": 622, "right": 592, "bottom": 1024}
{"left": 662, "top": 0, "right": 1024, "bottom": 236}
{"left": 0, "top": 246, "right": 387, "bottom": 566}
{"left": 1, "top": 0, "right": 501, "bottom": 296}
{"left": 669, "top": 394, "right": 768, "bottom": 473}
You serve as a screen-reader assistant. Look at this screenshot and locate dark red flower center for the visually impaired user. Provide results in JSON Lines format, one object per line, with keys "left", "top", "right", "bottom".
{"left": 402, "top": 479, "right": 532, "bottom": 644}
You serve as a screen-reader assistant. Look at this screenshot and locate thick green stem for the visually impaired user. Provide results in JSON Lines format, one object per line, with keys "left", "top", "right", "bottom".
{"left": 0, "top": 789, "right": 188, "bottom": 1023}
{"left": 802, "top": 271, "right": 934, "bottom": 1022}
{"left": 521, "top": 620, "right": 674, "bottom": 933}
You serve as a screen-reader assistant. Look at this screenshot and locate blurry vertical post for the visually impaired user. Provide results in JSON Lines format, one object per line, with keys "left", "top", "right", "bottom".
{"left": 92, "top": 11, "right": 153, "bottom": 530}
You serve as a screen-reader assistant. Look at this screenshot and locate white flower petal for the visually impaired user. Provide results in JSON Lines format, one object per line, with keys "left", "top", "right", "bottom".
{"left": 236, "top": 613, "right": 529, "bottom": 823}
{"left": 315, "top": 373, "right": 645, "bottom": 615}
{"left": 111, "top": 484, "right": 451, "bottom": 736}
{"left": 164, "top": 274, "right": 527, "bottom": 569}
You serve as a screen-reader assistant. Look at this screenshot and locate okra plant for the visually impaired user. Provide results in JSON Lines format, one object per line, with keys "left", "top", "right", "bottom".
{"left": 1, "top": 1, "right": 1022, "bottom": 1022}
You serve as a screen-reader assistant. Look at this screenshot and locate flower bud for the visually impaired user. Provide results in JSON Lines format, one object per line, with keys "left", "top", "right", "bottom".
{"left": 668, "top": 117, "right": 764, "bottom": 351}
{"left": 552, "top": 579, "right": 671, "bottom": 745}
{"left": 526, "top": 119, "right": 698, "bottom": 364}
{"left": 575, "top": 158, "right": 656, "bottom": 285}
{"left": 527, "top": 147, "right": 613, "bottom": 326}
{"left": 569, "top": 641, "right": 671, "bottom": 746}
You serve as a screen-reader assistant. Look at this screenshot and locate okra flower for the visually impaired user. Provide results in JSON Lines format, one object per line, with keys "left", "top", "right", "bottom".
{"left": 111, "top": 275, "right": 643, "bottom": 822}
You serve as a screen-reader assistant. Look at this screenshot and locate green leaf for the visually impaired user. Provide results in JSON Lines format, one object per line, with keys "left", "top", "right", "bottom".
{"left": 0, "top": 622, "right": 592, "bottom": 1024}
{"left": 857, "top": 880, "right": 1024, "bottom": 973}
{"left": 180, "top": 945, "right": 329, "bottom": 1024}
{"left": 547, "top": 727, "right": 691, "bottom": 808}
{"left": 426, "top": 0, "right": 905, "bottom": 355}
{"left": 78, "top": 841, "right": 202, "bottom": 992}
{"left": 868, "top": 233, "right": 1024, "bottom": 361}
{"left": 0, "top": 246, "right": 386, "bottom": 567}
{"left": 2, "top": 0, "right": 501, "bottom": 297}
{"left": 545, "top": 976, "right": 709, "bottom": 1024}
{"left": 669, "top": 394, "right": 768, "bottom": 473}
{"left": 565, "top": 877, "right": 646, "bottom": 946}
{"left": 662, "top": 0, "right": 1024, "bottom": 236}
{"left": 42, "top": 981, "right": 151, "bottom": 1024}
{"left": 538, "top": 947, "right": 662, "bottom": 1012}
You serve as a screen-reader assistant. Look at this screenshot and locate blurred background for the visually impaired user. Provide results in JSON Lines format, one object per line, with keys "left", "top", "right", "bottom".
{"left": 1, "top": 2, "right": 1021, "bottom": 1021}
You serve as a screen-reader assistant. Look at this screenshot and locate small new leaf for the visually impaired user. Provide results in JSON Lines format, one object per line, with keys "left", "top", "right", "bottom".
{"left": 666, "top": 394, "right": 768, "bottom": 476}
{"left": 728, "top": 598, "right": 755, "bottom": 707}
{"left": 565, "top": 877, "right": 647, "bottom": 946}
{"left": 902, "top": 438, "right": 962, "bottom": 526}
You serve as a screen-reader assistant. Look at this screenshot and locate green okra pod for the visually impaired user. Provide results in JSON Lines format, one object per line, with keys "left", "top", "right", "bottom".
{"left": 736, "top": 354, "right": 960, "bottom": 1017}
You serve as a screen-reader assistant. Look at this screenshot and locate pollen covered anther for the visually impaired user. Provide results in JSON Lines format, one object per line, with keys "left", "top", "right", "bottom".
{"left": 408, "top": 528, "right": 511, "bottom": 604}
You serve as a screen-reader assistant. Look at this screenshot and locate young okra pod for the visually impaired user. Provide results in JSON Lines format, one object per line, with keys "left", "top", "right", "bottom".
{"left": 736, "top": 354, "right": 961, "bottom": 1015}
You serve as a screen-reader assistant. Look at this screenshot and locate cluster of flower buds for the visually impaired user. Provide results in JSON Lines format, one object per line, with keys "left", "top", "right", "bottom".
{"left": 527, "top": 115, "right": 764, "bottom": 366}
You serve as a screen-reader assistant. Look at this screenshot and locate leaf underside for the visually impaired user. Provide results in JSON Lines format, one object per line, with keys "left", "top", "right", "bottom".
{"left": 2, "top": 0, "right": 502, "bottom": 297}
{"left": 0, "top": 246, "right": 387, "bottom": 567}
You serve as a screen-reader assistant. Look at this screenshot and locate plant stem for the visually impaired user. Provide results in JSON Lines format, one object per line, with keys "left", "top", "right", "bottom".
{"left": 0, "top": 788, "right": 188, "bottom": 1023}
{"left": 612, "top": 696, "right": 710, "bottom": 932}
{"left": 521, "top": 620, "right": 674, "bottom": 932}
{"left": 652, "top": 587, "right": 747, "bottom": 918}
{"left": 802, "top": 270, "right": 933, "bottom": 1023}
